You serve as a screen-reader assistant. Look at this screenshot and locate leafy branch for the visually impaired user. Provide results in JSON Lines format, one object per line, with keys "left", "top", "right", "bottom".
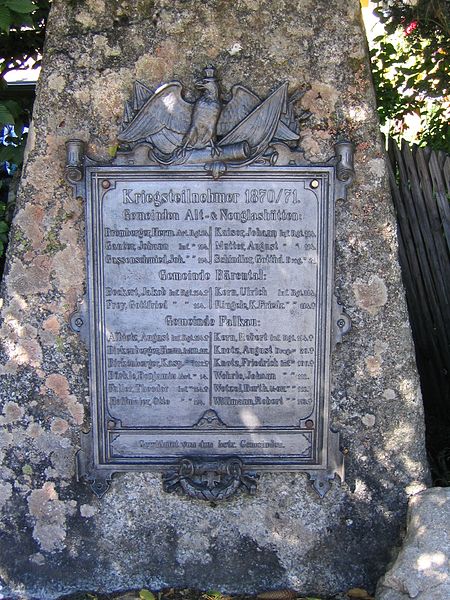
{"left": 370, "top": 0, "right": 449, "bottom": 152}
{"left": 0, "top": 1, "right": 51, "bottom": 259}
{"left": 0, "top": 0, "right": 50, "bottom": 127}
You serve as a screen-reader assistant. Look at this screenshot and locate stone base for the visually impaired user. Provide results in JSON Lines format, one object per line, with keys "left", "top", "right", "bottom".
{"left": 376, "top": 488, "right": 450, "bottom": 600}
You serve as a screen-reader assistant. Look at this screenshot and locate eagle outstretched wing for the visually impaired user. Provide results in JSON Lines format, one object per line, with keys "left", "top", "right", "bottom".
{"left": 219, "top": 83, "right": 291, "bottom": 155}
{"left": 217, "top": 85, "right": 260, "bottom": 137}
{"left": 118, "top": 82, "right": 192, "bottom": 154}
{"left": 218, "top": 85, "right": 299, "bottom": 144}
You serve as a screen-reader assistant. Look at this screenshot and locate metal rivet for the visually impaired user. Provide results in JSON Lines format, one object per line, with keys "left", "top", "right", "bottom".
{"left": 310, "top": 179, "right": 319, "bottom": 189}
{"left": 102, "top": 179, "right": 111, "bottom": 189}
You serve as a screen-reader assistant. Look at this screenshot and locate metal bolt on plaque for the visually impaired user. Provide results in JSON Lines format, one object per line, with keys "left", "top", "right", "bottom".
{"left": 67, "top": 66, "right": 354, "bottom": 500}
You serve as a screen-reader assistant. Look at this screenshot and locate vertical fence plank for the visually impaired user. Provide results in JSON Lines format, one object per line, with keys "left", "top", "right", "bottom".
{"left": 414, "top": 147, "right": 450, "bottom": 308}
{"left": 429, "top": 152, "right": 450, "bottom": 253}
{"left": 443, "top": 156, "right": 450, "bottom": 194}
{"left": 394, "top": 142, "right": 448, "bottom": 350}
{"left": 386, "top": 138, "right": 450, "bottom": 482}
{"left": 402, "top": 143, "right": 450, "bottom": 319}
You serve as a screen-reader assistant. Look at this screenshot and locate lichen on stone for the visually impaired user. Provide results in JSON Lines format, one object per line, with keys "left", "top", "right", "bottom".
{"left": 27, "top": 482, "right": 69, "bottom": 552}
{"left": 353, "top": 274, "right": 389, "bottom": 316}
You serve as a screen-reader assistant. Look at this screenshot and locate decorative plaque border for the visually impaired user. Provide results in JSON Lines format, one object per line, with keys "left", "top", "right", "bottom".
{"left": 66, "top": 67, "right": 354, "bottom": 500}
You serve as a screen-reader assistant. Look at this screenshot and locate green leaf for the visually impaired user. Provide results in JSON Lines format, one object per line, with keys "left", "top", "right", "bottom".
{"left": 13, "top": 120, "right": 25, "bottom": 137}
{"left": 385, "top": 21, "right": 400, "bottom": 35}
{"left": 0, "top": 103, "right": 15, "bottom": 126}
{"left": 0, "top": 222, "right": 9, "bottom": 233}
{"left": 384, "top": 43, "right": 396, "bottom": 54}
{"left": 108, "top": 143, "right": 118, "bottom": 157}
{"left": 0, "top": 144, "right": 25, "bottom": 165}
{"left": 18, "top": 11, "right": 33, "bottom": 26}
{"left": 0, "top": 6, "right": 12, "bottom": 33}
{"left": 4, "top": 0, "right": 36, "bottom": 14}
{"left": 140, "top": 591, "right": 156, "bottom": 600}
{"left": 3, "top": 100, "right": 22, "bottom": 119}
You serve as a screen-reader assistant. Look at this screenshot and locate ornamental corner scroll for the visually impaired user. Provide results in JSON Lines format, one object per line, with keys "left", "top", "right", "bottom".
{"left": 66, "top": 66, "right": 354, "bottom": 501}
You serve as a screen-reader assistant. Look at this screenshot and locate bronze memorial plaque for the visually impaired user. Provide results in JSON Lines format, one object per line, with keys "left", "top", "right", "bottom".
{"left": 67, "top": 68, "right": 354, "bottom": 500}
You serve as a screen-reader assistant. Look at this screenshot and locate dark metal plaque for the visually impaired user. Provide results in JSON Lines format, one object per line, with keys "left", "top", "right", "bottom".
{"left": 67, "top": 68, "right": 353, "bottom": 499}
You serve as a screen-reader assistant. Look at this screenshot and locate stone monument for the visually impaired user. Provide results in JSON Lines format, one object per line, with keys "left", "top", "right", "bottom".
{"left": 0, "top": 1, "right": 429, "bottom": 598}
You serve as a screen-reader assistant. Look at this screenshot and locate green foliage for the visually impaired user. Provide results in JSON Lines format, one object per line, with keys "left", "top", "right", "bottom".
{"left": 0, "top": 0, "right": 50, "bottom": 160}
{"left": 140, "top": 591, "right": 156, "bottom": 600}
{"left": 108, "top": 143, "right": 119, "bottom": 157}
{"left": 0, "top": 1, "right": 50, "bottom": 259}
{"left": 0, "top": 98, "right": 27, "bottom": 163}
{"left": 370, "top": 0, "right": 449, "bottom": 152}
{"left": 0, "top": 0, "right": 50, "bottom": 60}
{"left": 0, "top": 100, "right": 14, "bottom": 123}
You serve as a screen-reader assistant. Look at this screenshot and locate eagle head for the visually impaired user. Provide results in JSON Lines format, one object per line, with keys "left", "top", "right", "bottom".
{"left": 195, "top": 66, "right": 220, "bottom": 99}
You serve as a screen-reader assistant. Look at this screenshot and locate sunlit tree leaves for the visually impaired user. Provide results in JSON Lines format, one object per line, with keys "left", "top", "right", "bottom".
{"left": 370, "top": 0, "right": 449, "bottom": 152}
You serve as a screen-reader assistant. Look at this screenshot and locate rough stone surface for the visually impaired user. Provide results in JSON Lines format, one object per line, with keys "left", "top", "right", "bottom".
{"left": 0, "top": 1, "right": 429, "bottom": 599}
{"left": 376, "top": 488, "right": 450, "bottom": 600}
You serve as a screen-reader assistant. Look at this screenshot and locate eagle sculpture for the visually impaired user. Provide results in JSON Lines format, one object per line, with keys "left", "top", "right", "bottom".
{"left": 118, "top": 66, "right": 302, "bottom": 163}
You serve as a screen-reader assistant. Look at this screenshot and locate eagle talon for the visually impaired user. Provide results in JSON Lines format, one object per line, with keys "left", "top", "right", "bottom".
{"left": 174, "top": 145, "right": 188, "bottom": 159}
{"left": 210, "top": 141, "right": 222, "bottom": 157}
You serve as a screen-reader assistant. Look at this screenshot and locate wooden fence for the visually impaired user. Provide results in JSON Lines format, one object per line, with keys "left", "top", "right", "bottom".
{"left": 386, "top": 138, "right": 450, "bottom": 484}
